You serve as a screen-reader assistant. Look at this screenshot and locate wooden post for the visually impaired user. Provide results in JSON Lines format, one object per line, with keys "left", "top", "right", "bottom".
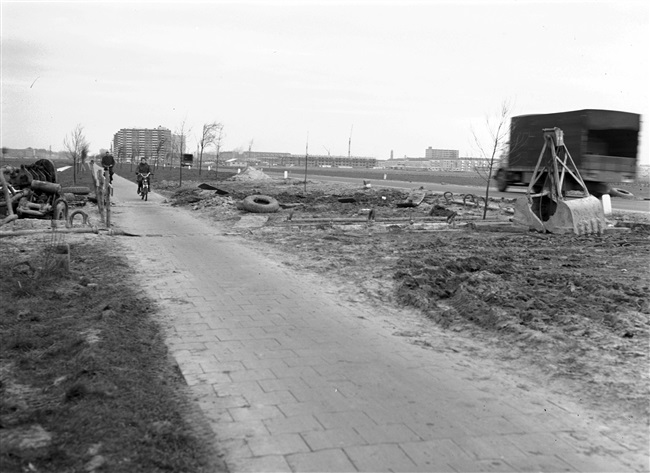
{"left": 104, "top": 170, "right": 111, "bottom": 228}
{"left": 304, "top": 133, "right": 309, "bottom": 193}
{"left": 91, "top": 168, "right": 100, "bottom": 197}
{"left": 96, "top": 169, "right": 105, "bottom": 225}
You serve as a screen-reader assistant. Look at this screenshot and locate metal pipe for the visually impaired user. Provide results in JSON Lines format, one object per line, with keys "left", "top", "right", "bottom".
{"left": 0, "top": 227, "right": 102, "bottom": 238}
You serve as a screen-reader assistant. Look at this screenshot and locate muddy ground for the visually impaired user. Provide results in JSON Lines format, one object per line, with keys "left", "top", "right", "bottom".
{"left": 156, "top": 168, "right": 650, "bottom": 451}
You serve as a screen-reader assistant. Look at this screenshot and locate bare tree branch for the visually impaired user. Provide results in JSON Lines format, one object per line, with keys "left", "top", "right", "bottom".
{"left": 197, "top": 121, "right": 222, "bottom": 176}
{"left": 213, "top": 124, "right": 225, "bottom": 179}
{"left": 470, "top": 100, "right": 513, "bottom": 219}
{"left": 154, "top": 136, "right": 168, "bottom": 172}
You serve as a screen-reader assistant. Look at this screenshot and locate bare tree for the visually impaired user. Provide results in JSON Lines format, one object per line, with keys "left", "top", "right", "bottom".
{"left": 471, "top": 100, "right": 513, "bottom": 219}
{"left": 154, "top": 136, "right": 168, "bottom": 172}
{"left": 63, "top": 124, "right": 88, "bottom": 184}
{"left": 197, "top": 121, "right": 222, "bottom": 176}
{"left": 214, "top": 124, "right": 224, "bottom": 179}
{"left": 171, "top": 134, "right": 180, "bottom": 167}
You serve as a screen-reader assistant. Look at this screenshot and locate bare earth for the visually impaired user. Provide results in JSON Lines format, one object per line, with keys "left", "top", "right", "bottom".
{"left": 155, "top": 169, "right": 650, "bottom": 456}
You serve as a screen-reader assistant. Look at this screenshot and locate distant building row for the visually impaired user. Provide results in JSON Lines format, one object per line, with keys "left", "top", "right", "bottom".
{"left": 110, "top": 127, "right": 380, "bottom": 167}
{"left": 215, "top": 148, "right": 489, "bottom": 172}
{"left": 389, "top": 147, "right": 489, "bottom": 172}
{"left": 217, "top": 150, "right": 378, "bottom": 168}
{"left": 109, "top": 127, "right": 485, "bottom": 171}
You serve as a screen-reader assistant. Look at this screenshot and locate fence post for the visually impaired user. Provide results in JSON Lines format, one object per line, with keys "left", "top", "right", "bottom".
{"left": 104, "top": 171, "right": 111, "bottom": 228}
{"left": 95, "top": 169, "right": 105, "bottom": 225}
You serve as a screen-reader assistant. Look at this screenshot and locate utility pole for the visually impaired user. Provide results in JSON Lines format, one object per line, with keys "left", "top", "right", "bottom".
{"left": 179, "top": 134, "right": 184, "bottom": 187}
{"left": 348, "top": 125, "right": 353, "bottom": 159}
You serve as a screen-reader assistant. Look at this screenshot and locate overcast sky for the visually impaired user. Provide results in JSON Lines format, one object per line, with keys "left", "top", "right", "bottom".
{"left": 1, "top": 0, "right": 648, "bottom": 163}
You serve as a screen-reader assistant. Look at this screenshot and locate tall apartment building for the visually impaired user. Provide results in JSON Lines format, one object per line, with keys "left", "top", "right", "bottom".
{"left": 112, "top": 126, "right": 172, "bottom": 163}
{"left": 425, "top": 147, "right": 459, "bottom": 160}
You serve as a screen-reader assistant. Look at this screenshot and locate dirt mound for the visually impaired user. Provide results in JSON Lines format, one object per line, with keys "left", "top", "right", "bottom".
{"left": 226, "top": 167, "right": 272, "bottom": 181}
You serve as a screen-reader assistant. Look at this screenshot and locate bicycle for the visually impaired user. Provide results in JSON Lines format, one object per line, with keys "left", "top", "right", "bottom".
{"left": 137, "top": 172, "right": 152, "bottom": 201}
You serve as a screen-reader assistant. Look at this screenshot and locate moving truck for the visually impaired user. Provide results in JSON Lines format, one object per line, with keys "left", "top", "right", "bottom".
{"left": 494, "top": 109, "right": 640, "bottom": 196}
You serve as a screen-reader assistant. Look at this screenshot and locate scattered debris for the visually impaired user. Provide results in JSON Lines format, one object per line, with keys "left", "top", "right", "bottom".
{"left": 159, "top": 178, "right": 526, "bottom": 231}
{"left": 1, "top": 159, "right": 90, "bottom": 226}
{"left": 197, "top": 183, "right": 229, "bottom": 194}
{"left": 396, "top": 189, "right": 426, "bottom": 208}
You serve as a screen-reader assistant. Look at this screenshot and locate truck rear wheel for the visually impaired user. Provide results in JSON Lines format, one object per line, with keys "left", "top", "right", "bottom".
{"left": 495, "top": 170, "right": 508, "bottom": 192}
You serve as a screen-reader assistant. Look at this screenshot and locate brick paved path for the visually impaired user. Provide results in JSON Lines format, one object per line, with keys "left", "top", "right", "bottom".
{"left": 107, "top": 177, "right": 648, "bottom": 472}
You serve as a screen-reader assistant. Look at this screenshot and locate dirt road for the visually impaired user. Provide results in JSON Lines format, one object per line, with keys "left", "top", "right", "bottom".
{"left": 107, "top": 173, "right": 648, "bottom": 472}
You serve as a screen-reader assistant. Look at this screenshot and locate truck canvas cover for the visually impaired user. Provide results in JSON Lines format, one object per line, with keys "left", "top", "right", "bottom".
{"left": 509, "top": 109, "right": 640, "bottom": 170}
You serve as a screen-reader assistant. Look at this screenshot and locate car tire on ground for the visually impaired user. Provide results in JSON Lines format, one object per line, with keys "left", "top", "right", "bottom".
{"left": 609, "top": 188, "right": 635, "bottom": 199}
{"left": 241, "top": 195, "right": 280, "bottom": 213}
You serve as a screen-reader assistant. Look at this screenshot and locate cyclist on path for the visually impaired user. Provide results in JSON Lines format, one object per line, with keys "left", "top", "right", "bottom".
{"left": 101, "top": 151, "right": 115, "bottom": 183}
{"left": 136, "top": 157, "right": 151, "bottom": 194}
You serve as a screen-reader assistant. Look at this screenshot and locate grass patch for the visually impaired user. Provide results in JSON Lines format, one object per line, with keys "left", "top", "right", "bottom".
{"left": 0, "top": 236, "right": 223, "bottom": 472}
{"left": 111, "top": 162, "right": 237, "bottom": 187}
{"left": 57, "top": 167, "right": 97, "bottom": 190}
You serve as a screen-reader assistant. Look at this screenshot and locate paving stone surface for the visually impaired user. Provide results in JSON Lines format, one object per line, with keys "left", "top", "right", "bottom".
{"left": 107, "top": 177, "right": 648, "bottom": 472}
